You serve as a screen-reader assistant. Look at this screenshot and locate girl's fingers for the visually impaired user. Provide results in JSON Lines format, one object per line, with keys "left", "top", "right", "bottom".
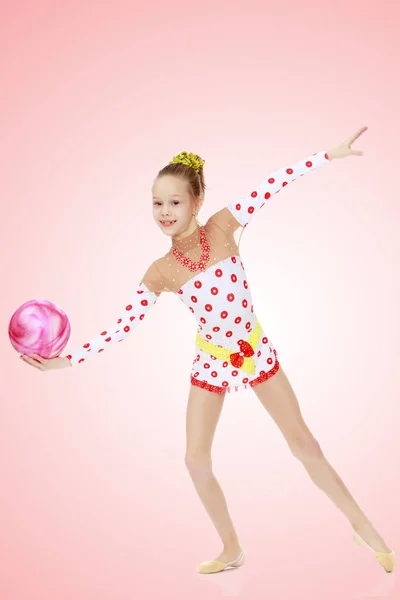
{"left": 20, "top": 355, "right": 45, "bottom": 370}
{"left": 348, "top": 125, "right": 368, "bottom": 145}
{"left": 23, "top": 353, "right": 42, "bottom": 362}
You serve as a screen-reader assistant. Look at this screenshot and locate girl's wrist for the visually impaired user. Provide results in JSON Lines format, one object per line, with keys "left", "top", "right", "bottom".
{"left": 326, "top": 147, "right": 338, "bottom": 160}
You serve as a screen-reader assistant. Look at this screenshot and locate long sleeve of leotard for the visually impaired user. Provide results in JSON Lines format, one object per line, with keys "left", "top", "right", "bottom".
{"left": 213, "top": 149, "right": 330, "bottom": 232}
{"left": 66, "top": 262, "right": 162, "bottom": 366}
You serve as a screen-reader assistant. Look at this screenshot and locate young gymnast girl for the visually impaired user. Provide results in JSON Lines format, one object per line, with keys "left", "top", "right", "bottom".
{"left": 21, "top": 125, "right": 395, "bottom": 575}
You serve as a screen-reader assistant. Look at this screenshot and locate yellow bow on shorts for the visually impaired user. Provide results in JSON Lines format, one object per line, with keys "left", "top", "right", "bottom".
{"left": 195, "top": 319, "right": 262, "bottom": 375}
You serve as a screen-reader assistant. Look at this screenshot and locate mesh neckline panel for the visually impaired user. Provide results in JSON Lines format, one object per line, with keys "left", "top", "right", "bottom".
{"left": 147, "top": 210, "right": 243, "bottom": 295}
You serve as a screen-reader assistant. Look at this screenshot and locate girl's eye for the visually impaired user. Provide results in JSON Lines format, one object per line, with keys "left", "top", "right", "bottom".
{"left": 154, "top": 201, "right": 180, "bottom": 206}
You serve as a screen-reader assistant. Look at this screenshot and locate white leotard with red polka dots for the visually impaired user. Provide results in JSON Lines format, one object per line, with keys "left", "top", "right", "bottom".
{"left": 67, "top": 149, "right": 330, "bottom": 394}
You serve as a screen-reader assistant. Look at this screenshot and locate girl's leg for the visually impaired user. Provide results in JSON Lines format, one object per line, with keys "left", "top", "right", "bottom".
{"left": 252, "top": 365, "right": 391, "bottom": 553}
{"left": 185, "top": 384, "right": 242, "bottom": 561}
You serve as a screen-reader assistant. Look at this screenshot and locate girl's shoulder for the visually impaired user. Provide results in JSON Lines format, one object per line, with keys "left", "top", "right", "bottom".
{"left": 207, "top": 207, "right": 242, "bottom": 235}
{"left": 141, "top": 259, "right": 166, "bottom": 296}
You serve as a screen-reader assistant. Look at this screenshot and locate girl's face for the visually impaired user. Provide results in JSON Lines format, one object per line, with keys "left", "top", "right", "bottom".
{"left": 152, "top": 175, "right": 199, "bottom": 236}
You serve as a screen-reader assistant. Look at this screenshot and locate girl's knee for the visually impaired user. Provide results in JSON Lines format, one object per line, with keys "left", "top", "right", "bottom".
{"left": 289, "top": 434, "right": 323, "bottom": 461}
{"left": 185, "top": 453, "right": 212, "bottom": 475}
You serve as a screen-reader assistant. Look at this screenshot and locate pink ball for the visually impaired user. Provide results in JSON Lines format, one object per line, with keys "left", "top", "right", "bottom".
{"left": 9, "top": 299, "right": 71, "bottom": 359}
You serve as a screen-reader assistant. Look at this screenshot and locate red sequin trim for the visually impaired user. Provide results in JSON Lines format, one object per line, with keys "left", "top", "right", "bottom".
{"left": 190, "top": 353, "right": 280, "bottom": 395}
{"left": 190, "top": 378, "right": 226, "bottom": 394}
{"left": 249, "top": 358, "right": 280, "bottom": 389}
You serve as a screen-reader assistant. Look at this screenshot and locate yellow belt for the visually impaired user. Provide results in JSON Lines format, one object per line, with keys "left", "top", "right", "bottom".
{"left": 195, "top": 319, "right": 262, "bottom": 375}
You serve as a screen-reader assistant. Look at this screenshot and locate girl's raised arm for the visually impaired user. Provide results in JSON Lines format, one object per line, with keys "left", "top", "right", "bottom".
{"left": 211, "top": 149, "right": 331, "bottom": 234}
{"left": 210, "top": 126, "right": 367, "bottom": 234}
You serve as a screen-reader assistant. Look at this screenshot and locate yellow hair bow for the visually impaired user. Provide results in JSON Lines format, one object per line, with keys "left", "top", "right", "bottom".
{"left": 170, "top": 151, "right": 205, "bottom": 173}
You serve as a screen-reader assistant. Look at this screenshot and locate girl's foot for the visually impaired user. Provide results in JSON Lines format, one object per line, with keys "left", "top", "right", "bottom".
{"left": 197, "top": 545, "right": 246, "bottom": 574}
{"left": 353, "top": 523, "right": 392, "bottom": 553}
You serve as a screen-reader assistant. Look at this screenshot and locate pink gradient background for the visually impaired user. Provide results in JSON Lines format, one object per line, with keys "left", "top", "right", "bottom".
{"left": 1, "top": 1, "right": 399, "bottom": 598}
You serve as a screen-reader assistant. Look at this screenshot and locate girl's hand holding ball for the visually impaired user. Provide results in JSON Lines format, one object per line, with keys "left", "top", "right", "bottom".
{"left": 19, "top": 353, "right": 71, "bottom": 371}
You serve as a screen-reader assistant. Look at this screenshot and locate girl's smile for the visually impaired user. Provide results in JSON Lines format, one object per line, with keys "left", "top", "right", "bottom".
{"left": 160, "top": 220, "right": 177, "bottom": 227}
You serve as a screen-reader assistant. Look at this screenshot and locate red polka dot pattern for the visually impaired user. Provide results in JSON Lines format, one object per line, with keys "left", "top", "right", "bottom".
{"left": 175, "top": 252, "right": 281, "bottom": 394}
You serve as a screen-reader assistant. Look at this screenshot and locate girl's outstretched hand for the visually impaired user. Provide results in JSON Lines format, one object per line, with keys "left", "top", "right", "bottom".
{"left": 20, "top": 353, "right": 71, "bottom": 371}
{"left": 328, "top": 125, "right": 368, "bottom": 160}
